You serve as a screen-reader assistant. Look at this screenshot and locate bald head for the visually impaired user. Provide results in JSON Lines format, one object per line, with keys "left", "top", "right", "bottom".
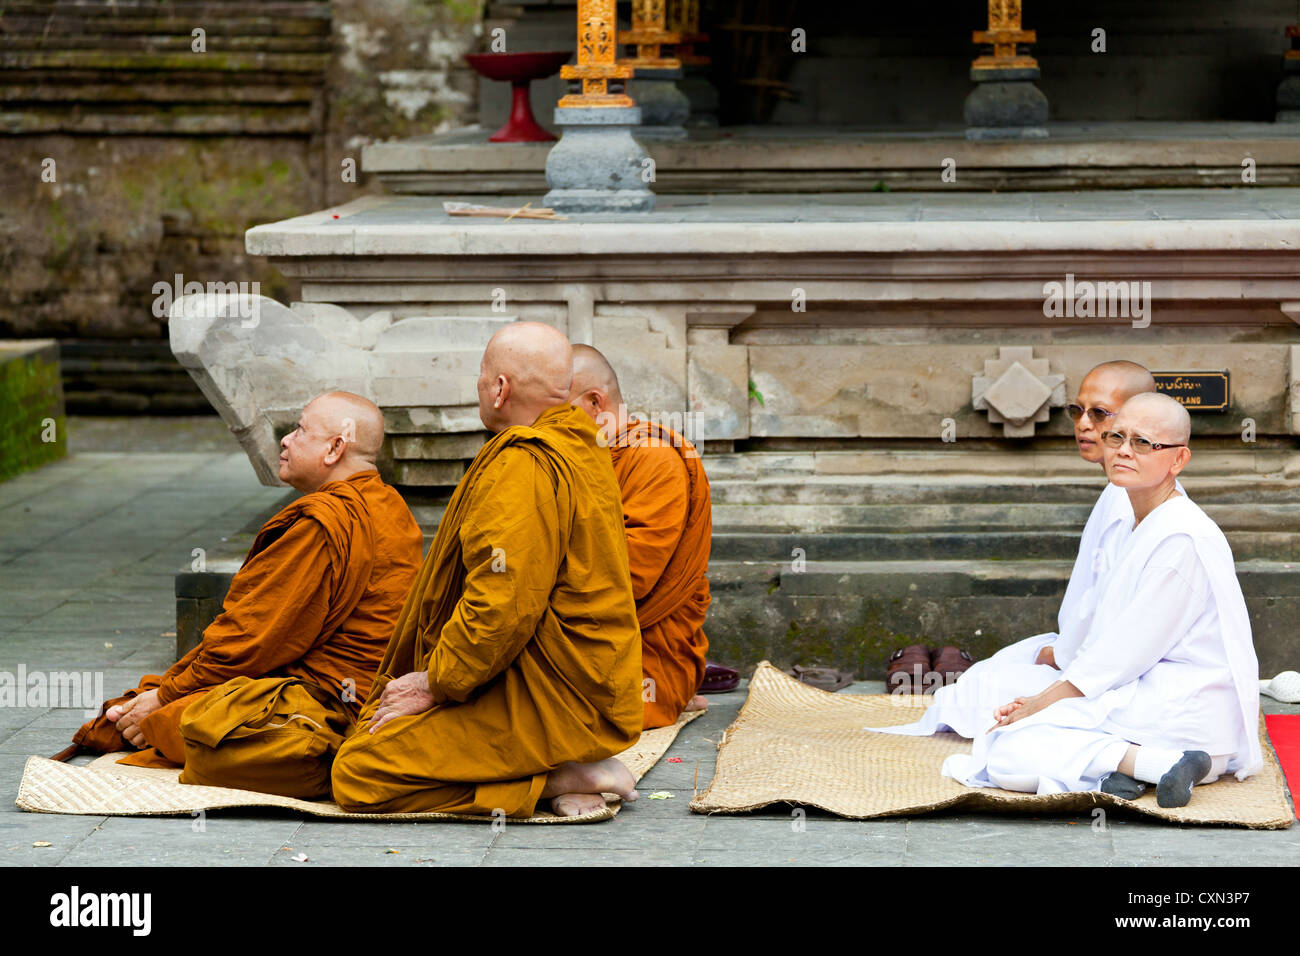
{"left": 310, "top": 391, "right": 385, "bottom": 461}
{"left": 477, "top": 322, "right": 573, "bottom": 432}
{"left": 1102, "top": 391, "right": 1192, "bottom": 495}
{"left": 568, "top": 344, "right": 625, "bottom": 429}
{"left": 279, "top": 390, "right": 386, "bottom": 492}
{"left": 1072, "top": 360, "right": 1158, "bottom": 465}
{"left": 1114, "top": 391, "right": 1191, "bottom": 445}
{"left": 1082, "top": 360, "right": 1157, "bottom": 402}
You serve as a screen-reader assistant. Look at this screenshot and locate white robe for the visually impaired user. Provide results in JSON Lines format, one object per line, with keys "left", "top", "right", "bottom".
{"left": 872, "top": 481, "right": 1137, "bottom": 738}
{"left": 947, "top": 494, "right": 1261, "bottom": 794}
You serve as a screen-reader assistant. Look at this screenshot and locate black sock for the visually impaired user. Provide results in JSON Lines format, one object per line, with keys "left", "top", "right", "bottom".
{"left": 1100, "top": 771, "right": 1146, "bottom": 800}
{"left": 1156, "top": 751, "right": 1212, "bottom": 808}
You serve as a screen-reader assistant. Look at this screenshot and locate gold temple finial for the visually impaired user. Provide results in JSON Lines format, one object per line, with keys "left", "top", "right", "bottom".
{"left": 619, "top": 0, "right": 683, "bottom": 71}
{"left": 559, "top": 0, "right": 636, "bottom": 107}
{"left": 668, "top": 0, "right": 710, "bottom": 67}
{"left": 973, "top": 0, "right": 1038, "bottom": 71}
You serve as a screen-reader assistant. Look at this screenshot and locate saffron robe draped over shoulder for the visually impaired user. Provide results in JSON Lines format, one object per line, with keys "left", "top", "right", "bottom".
{"left": 71, "top": 470, "right": 423, "bottom": 773}
{"left": 331, "top": 404, "right": 643, "bottom": 816}
{"left": 609, "top": 418, "right": 712, "bottom": 729}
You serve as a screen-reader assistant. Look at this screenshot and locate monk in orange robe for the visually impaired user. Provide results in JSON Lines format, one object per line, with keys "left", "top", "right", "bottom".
{"left": 331, "top": 322, "right": 644, "bottom": 818}
{"left": 569, "top": 345, "right": 711, "bottom": 729}
{"left": 65, "top": 392, "right": 423, "bottom": 798}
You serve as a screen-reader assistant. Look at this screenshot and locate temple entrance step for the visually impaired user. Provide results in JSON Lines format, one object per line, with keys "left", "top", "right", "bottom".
{"left": 709, "top": 477, "right": 1300, "bottom": 506}
{"left": 705, "top": 558, "right": 1299, "bottom": 679}
{"left": 710, "top": 528, "right": 1300, "bottom": 562}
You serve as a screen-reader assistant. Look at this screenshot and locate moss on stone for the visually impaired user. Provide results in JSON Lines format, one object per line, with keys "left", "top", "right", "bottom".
{"left": 0, "top": 350, "right": 66, "bottom": 483}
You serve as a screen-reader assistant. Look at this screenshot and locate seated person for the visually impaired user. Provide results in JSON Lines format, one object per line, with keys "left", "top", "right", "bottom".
{"left": 880, "top": 360, "right": 1166, "bottom": 731}
{"left": 66, "top": 392, "right": 423, "bottom": 800}
{"left": 568, "top": 344, "right": 711, "bottom": 729}
{"left": 941, "top": 393, "right": 1260, "bottom": 807}
{"left": 330, "top": 322, "right": 645, "bottom": 818}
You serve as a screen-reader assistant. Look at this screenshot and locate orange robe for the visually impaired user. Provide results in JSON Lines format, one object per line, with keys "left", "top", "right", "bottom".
{"left": 331, "top": 404, "right": 642, "bottom": 816}
{"left": 71, "top": 470, "right": 423, "bottom": 777}
{"left": 610, "top": 419, "right": 712, "bottom": 729}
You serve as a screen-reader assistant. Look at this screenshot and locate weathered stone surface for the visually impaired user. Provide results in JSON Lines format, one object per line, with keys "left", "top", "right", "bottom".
{"left": 592, "top": 314, "right": 686, "bottom": 417}
{"left": 972, "top": 346, "right": 1065, "bottom": 438}
{"left": 964, "top": 75, "right": 1050, "bottom": 140}
{"left": 543, "top": 106, "right": 655, "bottom": 213}
{"left": 390, "top": 433, "right": 486, "bottom": 460}
{"left": 169, "top": 292, "right": 513, "bottom": 484}
{"left": 688, "top": 343, "right": 750, "bottom": 440}
{"left": 1290, "top": 344, "right": 1300, "bottom": 435}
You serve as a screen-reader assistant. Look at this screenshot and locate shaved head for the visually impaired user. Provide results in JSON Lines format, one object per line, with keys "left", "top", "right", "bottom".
{"left": 1072, "top": 360, "right": 1158, "bottom": 465}
{"left": 1102, "top": 391, "right": 1192, "bottom": 501}
{"left": 477, "top": 321, "right": 573, "bottom": 432}
{"left": 309, "top": 391, "right": 385, "bottom": 461}
{"left": 1114, "top": 391, "right": 1191, "bottom": 445}
{"left": 568, "top": 344, "right": 626, "bottom": 434}
{"left": 1081, "top": 360, "right": 1157, "bottom": 401}
{"left": 279, "top": 390, "right": 386, "bottom": 492}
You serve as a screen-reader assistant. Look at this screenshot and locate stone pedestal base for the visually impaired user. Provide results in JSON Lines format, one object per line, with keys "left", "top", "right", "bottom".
{"left": 681, "top": 64, "right": 720, "bottom": 127}
{"left": 543, "top": 105, "right": 655, "bottom": 212}
{"left": 1276, "top": 58, "right": 1300, "bottom": 123}
{"left": 964, "top": 67, "right": 1049, "bottom": 141}
{"left": 628, "top": 66, "right": 689, "bottom": 140}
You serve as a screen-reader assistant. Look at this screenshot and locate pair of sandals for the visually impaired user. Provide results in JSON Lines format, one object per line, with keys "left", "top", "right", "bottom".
{"left": 886, "top": 644, "right": 974, "bottom": 694}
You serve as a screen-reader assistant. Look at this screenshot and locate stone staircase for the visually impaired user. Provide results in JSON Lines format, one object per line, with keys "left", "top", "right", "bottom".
{"left": 692, "top": 450, "right": 1300, "bottom": 678}
{"left": 176, "top": 447, "right": 1300, "bottom": 679}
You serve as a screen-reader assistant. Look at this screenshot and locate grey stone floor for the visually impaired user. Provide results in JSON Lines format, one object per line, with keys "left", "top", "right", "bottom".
{"left": 1, "top": 418, "right": 1296, "bottom": 866}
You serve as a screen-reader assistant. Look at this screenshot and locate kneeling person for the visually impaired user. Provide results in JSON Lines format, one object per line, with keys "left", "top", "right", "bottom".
{"left": 569, "top": 345, "right": 711, "bottom": 729}
{"left": 960, "top": 393, "right": 1261, "bottom": 808}
{"left": 331, "top": 323, "right": 645, "bottom": 818}
{"left": 68, "top": 392, "right": 423, "bottom": 799}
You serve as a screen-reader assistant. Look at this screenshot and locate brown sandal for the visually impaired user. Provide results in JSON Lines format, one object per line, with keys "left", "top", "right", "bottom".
{"left": 930, "top": 646, "right": 975, "bottom": 686}
{"left": 886, "top": 644, "right": 932, "bottom": 694}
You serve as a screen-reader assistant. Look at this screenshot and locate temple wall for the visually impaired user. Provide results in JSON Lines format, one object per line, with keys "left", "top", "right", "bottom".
{"left": 0, "top": 0, "right": 481, "bottom": 411}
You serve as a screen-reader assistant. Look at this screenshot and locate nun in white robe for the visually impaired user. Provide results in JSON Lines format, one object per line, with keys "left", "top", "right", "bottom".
{"left": 873, "top": 480, "right": 1139, "bottom": 739}
{"left": 944, "top": 494, "right": 1260, "bottom": 794}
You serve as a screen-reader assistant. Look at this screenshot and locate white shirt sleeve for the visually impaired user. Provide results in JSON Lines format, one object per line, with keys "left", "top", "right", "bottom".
{"left": 1060, "top": 533, "right": 1209, "bottom": 699}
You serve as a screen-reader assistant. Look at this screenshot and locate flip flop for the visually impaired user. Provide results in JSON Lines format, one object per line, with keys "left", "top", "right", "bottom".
{"left": 700, "top": 663, "right": 741, "bottom": 694}
{"left": 786, "top": 664, "right": 856, "bottom": 692}
{"left": 1260, "top": 671, "right": 1300, "bottom": 704}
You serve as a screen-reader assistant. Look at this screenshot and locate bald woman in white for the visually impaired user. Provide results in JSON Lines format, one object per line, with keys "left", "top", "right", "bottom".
{"left": 877, "top": 361, "right": 1166, "bottom": 734}
{"left": 946, "top": 393, "right": 1260, "bottom": 808}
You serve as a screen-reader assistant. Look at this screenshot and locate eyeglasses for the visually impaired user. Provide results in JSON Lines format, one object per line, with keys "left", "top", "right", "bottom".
{"left": 1066, "top": 404, "right": 1116, "bottom": 425}
{"left": 1100, "top": 430, "right": 1186, "bottom": 454}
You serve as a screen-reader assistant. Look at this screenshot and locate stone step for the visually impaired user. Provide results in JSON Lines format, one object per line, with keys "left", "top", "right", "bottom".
{"left": 709, "top": 475, "right": 1300, "bottom": 506}
{"left": 712, "top": 501, "right": 1300, "bottom": 532}
{"left": 704, "top": 558, "right": 1300, "bottom": 678}
{"left": 710, "top": 529, "right": 1300, "bottom": 562}
{"left": 699, "top": 450, "right": 1300, "bottom": 483}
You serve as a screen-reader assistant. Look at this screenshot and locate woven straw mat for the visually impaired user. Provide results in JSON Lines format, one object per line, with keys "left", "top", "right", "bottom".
{"left": 17, "top": 710, "right": 702, "bottom": 824}
{"left": 690, "top": 662, "right": 1293, "bottom": 829}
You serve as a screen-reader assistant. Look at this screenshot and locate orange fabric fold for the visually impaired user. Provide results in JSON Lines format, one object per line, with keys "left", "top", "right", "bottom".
{"left": 71, "top": 470, "right": 422, "bottom": 768}
{"left": 332, "top": 404, "right": 642, "bottom": 816}
{"left": 610, "top": 419, "right": 712, "bottom": 729}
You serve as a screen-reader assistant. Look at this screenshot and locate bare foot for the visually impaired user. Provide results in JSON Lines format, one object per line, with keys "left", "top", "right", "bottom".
{"left": 685, "top": 695, "right": 708, "bottom": 713}
{"left": 550, "top": 792, "right": 607, "bottom": 817}
{"left": 542, "top": 756, "right": 638, "bottom": 816}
